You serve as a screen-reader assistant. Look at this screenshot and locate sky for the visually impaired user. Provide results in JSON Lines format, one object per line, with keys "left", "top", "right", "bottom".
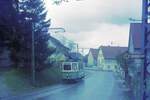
{"left": 44, "top": 0, "right": 142, "bottom": 49}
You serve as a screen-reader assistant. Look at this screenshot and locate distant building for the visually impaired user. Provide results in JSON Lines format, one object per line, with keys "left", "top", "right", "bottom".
{"left": 86, "top": 46, "right": 127, "bottom": 71}
{"left": 87, "top": 48, "right": 99, "bottom": 67}
{"left": 98, "top": 46, "right": 127, "bottom": 71}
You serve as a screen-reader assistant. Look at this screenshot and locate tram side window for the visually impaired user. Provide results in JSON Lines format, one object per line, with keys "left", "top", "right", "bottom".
{"left": 72, "top": 63, "right": 77, "bottom": 70}
{"left": 80, "top": 63, "right": 84, "bottom": 69}
{"left": 64, "top": 64, "right": 71, "bottom": 70}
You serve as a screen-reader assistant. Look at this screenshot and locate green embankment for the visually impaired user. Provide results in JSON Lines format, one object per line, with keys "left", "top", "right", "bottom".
{"left": 4, "top": 66, "right": 62, "bottom": 93}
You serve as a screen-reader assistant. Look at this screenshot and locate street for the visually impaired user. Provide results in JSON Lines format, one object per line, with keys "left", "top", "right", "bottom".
{"left": 5, "top": 70, "right": 128, "bottom": 100}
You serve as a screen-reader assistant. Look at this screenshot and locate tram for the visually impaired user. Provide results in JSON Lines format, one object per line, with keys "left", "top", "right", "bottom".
{"left": 61, "top": 61, "right": 85, "bottom": 81}
{"left": 61, "top": 53, "right": 85, "bottom": 81}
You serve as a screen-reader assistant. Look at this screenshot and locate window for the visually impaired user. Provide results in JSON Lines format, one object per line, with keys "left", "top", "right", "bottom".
{"left": 72, "top": 63, "right": 78, "bottom": 70}
{"left": 64, "top": 64, "right": 71, "bottom": 70}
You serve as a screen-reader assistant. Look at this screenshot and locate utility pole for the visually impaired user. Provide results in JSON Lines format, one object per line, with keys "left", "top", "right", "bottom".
{"left": 25, "top": 17, "right": 36, "bottom": 85}
{"left": 77, "top": 43, "right": 79, "bottom": 53}
{"left": 142, "top": 0, "right": 150, "bottom": 100}
{"left": 31, "top": 21, "right": 35, "bottom": 85}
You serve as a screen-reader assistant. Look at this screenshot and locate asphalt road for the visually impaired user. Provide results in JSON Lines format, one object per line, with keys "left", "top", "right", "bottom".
{"left": 5, "top": 70, "right": 128, "bottom": 100}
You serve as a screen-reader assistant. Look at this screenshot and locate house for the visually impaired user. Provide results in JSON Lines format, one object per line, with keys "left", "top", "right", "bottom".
{"left": 98, "top": 46, "right": 127, "bottom": 71}
{"left": 87, "top": 48, "right": 99, "bottom": 67}
{"left": 48, "top": 36, "right": 70, "bottom": 63}
{"left": 127, "top": 23, "right": 150, "bottom": 99}
{"left": 51, "top": 33, "right": 77, "bottom": 52}
{"left": 128, "top": 23, "right": 144, "bottom": 83}
{"left": 128, "top": 23, "right": 150, "bottom": 80}
{"left": 49, "top": 36, "right": 70, "bottom": 56}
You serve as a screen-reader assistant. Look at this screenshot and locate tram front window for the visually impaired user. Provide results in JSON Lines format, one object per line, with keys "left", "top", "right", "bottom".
{"left": 64, "top": 64, "right": 71, "bottom": 70}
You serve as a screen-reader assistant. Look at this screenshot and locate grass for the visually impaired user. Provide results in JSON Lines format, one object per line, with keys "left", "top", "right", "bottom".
{"left": 3, "top": 66, "right": 62, "bottom": 94}
{"left": 36, "top": 66, "right": 62, "bottom": 87}
{"left": 4, "top": 68, "right": 35, "bottom": 93}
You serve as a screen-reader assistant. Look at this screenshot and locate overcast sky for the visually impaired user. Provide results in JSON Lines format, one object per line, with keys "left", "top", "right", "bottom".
{"left": 44, "top": 0, "right": 142, "bottom": 49}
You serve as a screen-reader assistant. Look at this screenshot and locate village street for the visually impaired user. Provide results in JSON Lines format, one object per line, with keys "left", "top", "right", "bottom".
{"left": 5, "top": 70, "right": 130, "bottom": 100}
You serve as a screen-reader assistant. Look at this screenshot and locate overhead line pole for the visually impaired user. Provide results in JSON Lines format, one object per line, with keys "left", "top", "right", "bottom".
{"left": 142, "top": 0, "right": 149, "bottom": 100}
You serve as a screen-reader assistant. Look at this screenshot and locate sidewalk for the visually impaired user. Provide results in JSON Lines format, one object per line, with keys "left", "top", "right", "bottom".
{"left": 115, "top": 77, "right": 133, "bottom": 100}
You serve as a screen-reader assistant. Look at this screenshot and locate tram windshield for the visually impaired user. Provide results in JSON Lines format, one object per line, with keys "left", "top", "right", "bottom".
{"left": 64, "top": 64, "right": 71, "bottom": 70}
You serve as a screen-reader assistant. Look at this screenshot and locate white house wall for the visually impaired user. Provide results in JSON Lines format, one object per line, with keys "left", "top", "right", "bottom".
{"left": 97, "top": 49, "right": 105, "bottom": 69}
{"left": 87, "top": 52, "right": 95, "bottom": 67}
{"left": 103, "top": 59, "right": 118, "bottom": 71}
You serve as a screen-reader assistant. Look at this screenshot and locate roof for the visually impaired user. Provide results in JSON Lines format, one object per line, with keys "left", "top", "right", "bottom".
{"left": 101, "top": 46, "right": 127, "bottom": 59}
{"left": 129, "top": 23, "right": 150, "bottom": 49}
{"left": 69, "top": 52, "right": 83, "bottom": 61}
{"left": 49, "top": 36, "right": 70, "bottom": 56}
{"left": 89, "top": 48, "right": 99, "bottom": 60}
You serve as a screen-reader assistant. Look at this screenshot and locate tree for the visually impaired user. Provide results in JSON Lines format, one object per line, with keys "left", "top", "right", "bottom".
{"left": 0, "top": 0, "right": 17, "bottom": 45}
{"left": 0, "top": 0, "right": 23, "bottom": 67}
{"left": 0, "top": 0, "right": 18, "bottom": 41}
{"left": 19, "top": 0, "right": 54, "bottom": 71}
{"left": 68, "top": 41, "right": 76, "bottom": 52}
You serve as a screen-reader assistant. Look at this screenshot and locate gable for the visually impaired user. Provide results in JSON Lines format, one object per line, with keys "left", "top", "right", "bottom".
{"left": 87, "top": 51, "right": 95, "bottom": 65}
{"left": 128, "top": 32, "right": 134, "bottom": 53}
{"left": 97, "top": 48, "right": 105, "bottom": 62}
{"left": 97, "top": 49, "right": 104, "bottom": 59}
{"left": 89, "top": 48, "right": 99, "bottom": 61}
{"left": 98, "top": 49, "right": 102, "bottom": 55}
{"left": 88, "top": 51, "right": 93, "bottom": 60}
{"left": 129, "top": 23, "right": 142, "bottom": 49}
{"left": 129, "top": 23, "right": 150, "bottom": 51}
